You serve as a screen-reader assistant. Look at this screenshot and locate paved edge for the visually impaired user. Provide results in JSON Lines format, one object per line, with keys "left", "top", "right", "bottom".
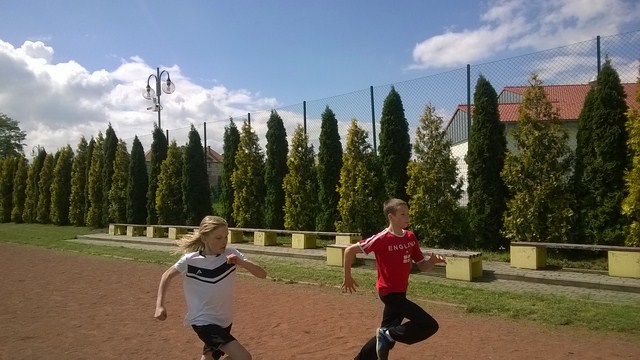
{"left": 74, "top": 234, "right": 640, "bottom": 294}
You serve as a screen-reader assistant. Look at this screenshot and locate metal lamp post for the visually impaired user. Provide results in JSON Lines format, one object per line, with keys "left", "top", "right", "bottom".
{"left": 142, "top": 67, "right": 175, "bottom": 129}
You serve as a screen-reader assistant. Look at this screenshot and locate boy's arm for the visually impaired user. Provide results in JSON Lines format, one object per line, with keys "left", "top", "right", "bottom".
{"left": 155, "top": 265, "right": 180, "bottom": 320}
{"left": 341, "top": 244, "right": 363, "bottom": 293}
{"left": 416, "top": 252, "right": 447, "bottom": 272}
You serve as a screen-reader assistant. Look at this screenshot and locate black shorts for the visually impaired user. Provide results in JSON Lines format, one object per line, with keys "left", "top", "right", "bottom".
{"left": 192, "top": 323, "right": 235, "bottom": 355}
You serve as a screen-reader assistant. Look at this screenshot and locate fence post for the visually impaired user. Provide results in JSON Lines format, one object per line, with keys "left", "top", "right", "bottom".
{"left": 370, "top": 86, "right": 376, "bottom": 153}
{"left": 467, "top": 64, "right": 471, "bottom": 142}
{"left": 596, "top": 35, "right": 601, "bottom": 76}
{"left": 303, "top": 101, "right": 307, "bottom": 134}
{"left": 203, "top": 121, "right": 207, "bottom": 157}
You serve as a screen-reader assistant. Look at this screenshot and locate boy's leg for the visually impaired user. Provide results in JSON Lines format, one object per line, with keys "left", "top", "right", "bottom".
{"left": 354, "top": 300, "right": 402, "bottom": 360}
{"left": 381, "top": 293, "right": 439, "bottom": 345}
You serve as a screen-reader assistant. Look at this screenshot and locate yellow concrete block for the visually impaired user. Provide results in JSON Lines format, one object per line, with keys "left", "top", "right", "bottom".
{"left": 168, "top": 227, "right": 188, "bottom": 240}
{"left": 471, "top": 256, "right": 483, "bottom": 278}
{"left": 445, "top": 257, "right": 473, "bottom": 281}
{"left": 228, "top": 229, "right": 244, "bottom": 243}
{"left": 608, "top": 251, "right": 640, "bottom": 279}
{"left": 254, "top": 231, "right": 277, "bottom": 246}
{"left": 109, "top": 224, "right": 126, "bottom": 236}
{"left": 127, "top": 226, "right": 145, "bottom": 237}
{"left": 335, "top": 235, "right": 360, "bottom": 245}
{"left": 326, "top": 245, "right": 347, "bottom": 267}
{"left": 292, "top": 233, "right": 316, "bottom": 249}
{"left": 510, "top": 246, "right": 546, "bottom": 269}
{"left": 147, "top": 226, "right": 165, "bottom": 238}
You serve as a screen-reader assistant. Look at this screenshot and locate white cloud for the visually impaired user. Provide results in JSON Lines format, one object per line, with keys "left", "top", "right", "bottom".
{"left": 410, "top": 0, "right": 640, "bottom": 70}
{"left": 0, "top": 39, "right": 280, "bottom": 157}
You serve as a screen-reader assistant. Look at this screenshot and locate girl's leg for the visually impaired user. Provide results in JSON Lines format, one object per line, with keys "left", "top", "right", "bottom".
{"left": 219, "top": 340, "right": 252, "bottom": 360}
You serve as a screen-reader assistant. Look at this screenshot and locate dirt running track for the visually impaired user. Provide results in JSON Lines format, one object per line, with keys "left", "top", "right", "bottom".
{"left": 1, "top": 243, "right": 639, "bottom": 360}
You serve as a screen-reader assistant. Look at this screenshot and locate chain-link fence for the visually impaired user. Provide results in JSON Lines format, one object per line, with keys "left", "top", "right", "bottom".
{"left": 132, "top": 30, "right": 640, "bottom": 203}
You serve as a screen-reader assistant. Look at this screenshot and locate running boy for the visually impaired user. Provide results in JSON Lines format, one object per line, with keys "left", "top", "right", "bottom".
{"left": 342, "top": 198, "right": 446, "bottom": 360}
{"left": 155, "top": 215, "right": 267, "bottom": 360}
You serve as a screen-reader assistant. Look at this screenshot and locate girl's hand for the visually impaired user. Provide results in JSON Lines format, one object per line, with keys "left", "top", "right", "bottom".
{"left": 226, "top": 253, "right": 242, "bottom": 265}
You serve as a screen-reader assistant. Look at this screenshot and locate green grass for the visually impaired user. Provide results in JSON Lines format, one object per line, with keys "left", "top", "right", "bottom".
{"left": 0, "top": 223, "right": 638, "bottom": 335}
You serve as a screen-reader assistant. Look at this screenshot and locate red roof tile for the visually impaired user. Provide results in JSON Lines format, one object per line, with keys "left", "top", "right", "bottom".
{"left": 452, "top": 82, "right": 638, "bottom": 123}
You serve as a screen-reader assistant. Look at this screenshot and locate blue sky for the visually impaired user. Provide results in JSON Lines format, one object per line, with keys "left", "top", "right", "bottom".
{"left": 0, "top": 0, "right": 639, "bottom": 154}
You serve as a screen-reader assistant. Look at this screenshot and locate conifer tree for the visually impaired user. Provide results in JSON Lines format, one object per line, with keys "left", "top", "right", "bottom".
{"left": 316, "top": 106, "right": 343, "bottom": 232}
{"left": 156, "top": 141, "right": 185, "bottom": 225}
{"left": 264, "top": 110, "right": 288, "bottom": 229}
{"left": 147, "top": 125, "right": 168, "bottom": 224}
{"left": 86, "top": 132, "right": 105, "bottom": 228}
{"left": 183, "top": 124, "right": 211, "bottom": 225}
{"left": 0, "top": 156, "right": 18, "bottom": 222}
{"left": 108, "top": 140, "right": 130, "bottom": 223}
{"left": 101, "top": 124, "right": 118, "bottom": 224}
{"left": 35, "top": 153, "right": 54, "bottom": 224}
{"left": 22, "top": 148, "right": 46, "bottom": 223}
{"left": 231, "top": 122, "right": 265, "bottom": 228}
{"left": 84, "top": 138, "right": 95, "bottom": 222}
{"left": 127, "top": 136, "right": 148, "bottom": 224}
{"left": 573, "top": 59, "right": 630, "bottom": 245}
{"left": 220, "top": 118, "right": 240, "bottom": 225}
{"left": 283, "top": 124, "right": 317, "bottom": 230}
{"left": 466, "top": 75, "right": 508, "bottom": 250}
{"left": 69, "top": 137, "right": 89, "bottom": 226}
{"left": 336, "top": 119, "right": 385, "bottom": 236}
{"left": 622, "top": 73, "right": 640, "bottom": 247}
{"left": 407, "top": 104, "right": 462, "bottom": 247}
{"left": 378, "top": 86, "right": 411, "bottom": 201}
{"left": 50, "top": 145, "right": 73, "bottom": 225}
{"left": 501, "top": 74, "right": 574, "bottom": 243}
{"left": 11, "top": 156, "right": 27, "bottom": 223}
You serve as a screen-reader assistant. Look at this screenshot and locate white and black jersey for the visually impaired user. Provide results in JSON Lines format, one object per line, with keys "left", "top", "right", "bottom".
{"left": 174, "top": 248, "right": 247, "bottom": 327}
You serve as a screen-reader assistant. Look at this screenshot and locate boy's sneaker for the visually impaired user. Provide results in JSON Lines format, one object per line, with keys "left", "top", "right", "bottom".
{"left": 376, "top": 327, "right": 391, "bottom": 360}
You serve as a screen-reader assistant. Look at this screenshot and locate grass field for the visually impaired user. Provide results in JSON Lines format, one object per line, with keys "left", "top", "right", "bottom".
{"left": 0, "top": 223, "right": 638, "bottom": 335}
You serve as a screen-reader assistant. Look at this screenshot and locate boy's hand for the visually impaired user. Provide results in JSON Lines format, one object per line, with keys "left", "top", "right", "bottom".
{"left": 341, "top": 275, "right": 359, "bottom": 294}
{"left": 428, "top": 252, "right": 447, "bottom": 265}
{"left": 155, "top": 306, "right": 167, "bottom": 321}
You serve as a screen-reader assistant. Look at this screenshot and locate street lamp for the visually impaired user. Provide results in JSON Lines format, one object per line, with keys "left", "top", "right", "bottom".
{"left": 142, "top": 67, "right": 175, "bottom": 129}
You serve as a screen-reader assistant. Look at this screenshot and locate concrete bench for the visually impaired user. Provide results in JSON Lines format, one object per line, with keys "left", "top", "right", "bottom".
{"left": 429, "top": 249, "right": 483, "bottom": 281}
{"left": 127, "top": 225, "right": 146, "bottom": 237}
{"left": 108, "top": 223, "right": 128, "bottom": 236}
{"left": 146, "top": 225, "right": 168, "bottom": 238}
{"left": 291, "top": 230, "right": 360, "bottom": 249}
{"left": 511, "top": 242, "right": 640, "bottom": 279}
{"left": 108, "top": 223, "right": 147, "bottom": 237}
{"left": 326, "top": 244, "right": 350, "bottom": 266}
{"left": 326, "top": 245, "right": 483, "bottom": 282}
{"left": 227, "top": 227, "right": 360, "bottom": 248}
{"left": 168, "top": 225, "right": 197, "bottom": 240}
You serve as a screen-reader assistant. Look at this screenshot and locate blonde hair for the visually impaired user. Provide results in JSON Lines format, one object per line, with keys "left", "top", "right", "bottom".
{"left": 383, "top": 198, "right": 408, "bottom": 218}
{"left": 175, "top": 216, "right": 228, "bottom": 254}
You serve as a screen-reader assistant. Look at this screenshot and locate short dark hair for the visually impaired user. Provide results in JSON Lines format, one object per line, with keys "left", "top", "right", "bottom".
{"left": 383, "top": 198, "right": 408, "bottom": 217}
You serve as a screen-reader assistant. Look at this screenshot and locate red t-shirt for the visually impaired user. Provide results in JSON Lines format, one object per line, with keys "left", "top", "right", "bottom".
{"left": 358, "top": 228, "right": 425, "bottom": 296}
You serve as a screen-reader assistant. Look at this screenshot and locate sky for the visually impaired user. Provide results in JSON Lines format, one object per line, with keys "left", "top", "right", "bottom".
{"left": 0, "top": 0, "right": 639, "bottom": 156}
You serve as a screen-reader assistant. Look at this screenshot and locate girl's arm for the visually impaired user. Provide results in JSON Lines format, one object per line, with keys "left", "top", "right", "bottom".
{"left": 227, "top": 255, "right": 267, "bottom": 279}
{"left": 155, "top": 266, "right": 180, "bottom": 320}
